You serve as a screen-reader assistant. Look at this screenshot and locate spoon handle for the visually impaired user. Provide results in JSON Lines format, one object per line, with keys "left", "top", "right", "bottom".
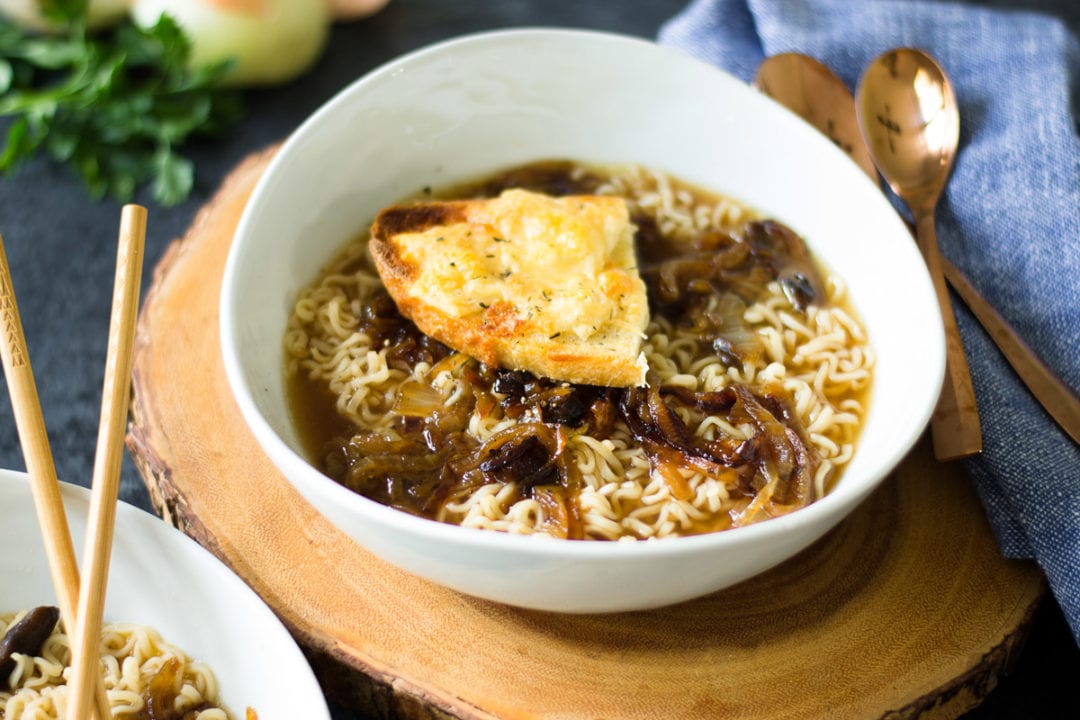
{"left": 915, "top": 210, "right": 983, "bottom": 459}
{"left": 941, "top": 259, "right": 1080, "bottom": 445}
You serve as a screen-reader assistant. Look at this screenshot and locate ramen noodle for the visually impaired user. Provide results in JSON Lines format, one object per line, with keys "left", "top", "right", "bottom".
{"left": 0, "top": 608, "right": 231, "bottom": 719}
{"left": 285, "top": 161, "right": 874, "bottom": 540}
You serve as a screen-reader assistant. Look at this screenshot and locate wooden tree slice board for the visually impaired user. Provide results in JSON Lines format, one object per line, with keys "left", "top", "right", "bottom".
{"left": 127, "top": 148, "right": 1045, "bottom": 720}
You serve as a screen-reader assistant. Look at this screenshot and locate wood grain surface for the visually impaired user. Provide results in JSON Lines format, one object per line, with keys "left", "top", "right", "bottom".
{"left": 127, "top": 148, "right": 1045, "bottom": 720}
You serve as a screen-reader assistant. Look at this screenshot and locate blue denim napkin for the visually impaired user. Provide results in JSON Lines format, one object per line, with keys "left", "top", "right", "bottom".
{"left": 659, "top": 0, "right": 1080, "bottom": 643}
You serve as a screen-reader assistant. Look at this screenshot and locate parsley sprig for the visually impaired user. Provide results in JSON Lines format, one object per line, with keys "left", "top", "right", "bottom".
{"left": 0, "top": 0, "right": 242, "bottom": 206}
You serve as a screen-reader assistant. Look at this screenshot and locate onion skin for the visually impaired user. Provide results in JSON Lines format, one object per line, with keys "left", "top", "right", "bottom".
{"left": 131, "top": 0, "right": 330, "bottom": 86}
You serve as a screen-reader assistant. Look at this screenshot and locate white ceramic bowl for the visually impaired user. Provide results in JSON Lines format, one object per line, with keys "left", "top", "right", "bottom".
{"left": 221, "top": 29, "right": 944, "bottom": 613}
{"left": 0, "top": 471, "right": 330, "bottom": 719}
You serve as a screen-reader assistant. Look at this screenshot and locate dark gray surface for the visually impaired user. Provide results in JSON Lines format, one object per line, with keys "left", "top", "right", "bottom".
{"left": 0, "top": 1, "right": 1076, "bottom": 718}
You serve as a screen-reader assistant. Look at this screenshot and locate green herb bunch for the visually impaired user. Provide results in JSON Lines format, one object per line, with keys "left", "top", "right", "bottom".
{"left": 0, "top": 0, "right": 242, "bottom": 205}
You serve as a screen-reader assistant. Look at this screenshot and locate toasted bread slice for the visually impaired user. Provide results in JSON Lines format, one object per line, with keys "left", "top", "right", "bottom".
{"left": 370, "top": 188, "right": 649, "bottom": 387}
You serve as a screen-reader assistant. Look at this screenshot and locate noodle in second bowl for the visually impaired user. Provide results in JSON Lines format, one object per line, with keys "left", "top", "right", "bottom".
{"left": 1, "top": 611, "right": 228, "bottom": 719}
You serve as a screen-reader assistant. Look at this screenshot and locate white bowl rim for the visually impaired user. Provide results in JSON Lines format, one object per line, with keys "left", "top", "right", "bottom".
{"left": 221, "top": 27, "right": 943, "bottom": 562}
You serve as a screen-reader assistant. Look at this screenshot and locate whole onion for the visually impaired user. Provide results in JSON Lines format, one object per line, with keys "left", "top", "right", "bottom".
{"left": 131, "top": 0, "right": 330, "bottom": 86}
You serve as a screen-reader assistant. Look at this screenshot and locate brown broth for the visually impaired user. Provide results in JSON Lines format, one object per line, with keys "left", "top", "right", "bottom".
{"left": 286, "top": 160, "right": 873, "bottom": 538}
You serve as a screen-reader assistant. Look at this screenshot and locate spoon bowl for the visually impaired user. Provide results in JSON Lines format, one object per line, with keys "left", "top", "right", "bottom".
{"left": 857, "top": 48, "right": 981, "bottom": 461}
{"left": 856, "top": 49, "right": 960, "bottom": 213}
{"left": 754, "top": 53, "right": 878, "bottom": 181}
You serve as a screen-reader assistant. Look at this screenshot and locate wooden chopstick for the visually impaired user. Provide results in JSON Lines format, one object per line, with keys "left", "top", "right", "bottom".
{"left": 67, "top": 205, "right": 147, "bottom": 720}
{"left": 0, "top": 234, "right": 113, "bottom": 720}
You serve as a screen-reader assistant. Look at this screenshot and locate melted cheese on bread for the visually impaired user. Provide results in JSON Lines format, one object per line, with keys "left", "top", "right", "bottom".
{"left": 370, "top": 188, "right": 649, "bottom": 387}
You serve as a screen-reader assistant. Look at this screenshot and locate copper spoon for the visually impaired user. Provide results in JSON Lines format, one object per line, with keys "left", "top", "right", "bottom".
{"left": 854, "top": 48, "right": 981, "bottom": 461}
{"left": 755, "top": 53, "right": 1079, "bottom": 449}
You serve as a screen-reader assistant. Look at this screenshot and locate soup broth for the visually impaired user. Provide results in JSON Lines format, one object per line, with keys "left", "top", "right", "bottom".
{"left": 285, "top": 161, "right": 874, "bottom": 540}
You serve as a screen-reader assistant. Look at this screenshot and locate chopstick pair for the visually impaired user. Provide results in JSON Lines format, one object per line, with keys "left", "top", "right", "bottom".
{"left": 0, "top": 205, "right": 147, "bottom": 720}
